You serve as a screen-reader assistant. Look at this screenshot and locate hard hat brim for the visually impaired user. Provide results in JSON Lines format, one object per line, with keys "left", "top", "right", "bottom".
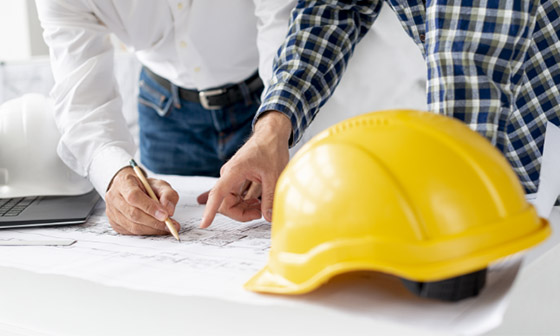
{"left": 245, "top": 215, "right": 550, "bottom": 295}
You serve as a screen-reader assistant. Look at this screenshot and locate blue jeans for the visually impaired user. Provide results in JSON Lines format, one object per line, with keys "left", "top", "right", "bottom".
{"left": 137, "top": 68, "right": 261, "bottom": 176}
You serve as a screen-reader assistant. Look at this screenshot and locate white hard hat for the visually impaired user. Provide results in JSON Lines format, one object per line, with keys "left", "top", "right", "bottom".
{"left": 0, "top": 94, "right": 93, "bottom": 198}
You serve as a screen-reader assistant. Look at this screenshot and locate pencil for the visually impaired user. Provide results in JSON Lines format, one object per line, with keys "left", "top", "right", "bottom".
{"left": 129, "top": 159, "right": 181, "bottom": 241}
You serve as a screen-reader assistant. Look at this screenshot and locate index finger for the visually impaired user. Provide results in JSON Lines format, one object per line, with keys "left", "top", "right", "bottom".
{"left": 200, "top": 173, "right": 243, "bottom": 228}
{"left": 149, "top": 179, "right": 180, "bottom": 216}
{"left": 200, "top": 181, "right": 226, "bottom": 228}
{"left": 121, "top": 177, "right": 168, "bottom": 222}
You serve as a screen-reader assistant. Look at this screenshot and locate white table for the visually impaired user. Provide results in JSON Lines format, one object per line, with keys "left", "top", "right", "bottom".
{"left": 0, "top": 208, "right": 558, "bottom": 336}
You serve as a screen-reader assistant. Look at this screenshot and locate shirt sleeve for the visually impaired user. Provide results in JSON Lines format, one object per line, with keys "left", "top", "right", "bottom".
{"left": 36, "top": 0, "right": 136, "bottom": 198}
{"left": 254, "top": 0, "right": 382, "bottom": 146}
{"left": 424, "top": 0, "right": 535, "bottom": 150}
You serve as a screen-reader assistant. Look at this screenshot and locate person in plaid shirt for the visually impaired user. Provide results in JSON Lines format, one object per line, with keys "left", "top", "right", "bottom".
{"left": 200, "top": 0, "right": 560, "bottom": 228}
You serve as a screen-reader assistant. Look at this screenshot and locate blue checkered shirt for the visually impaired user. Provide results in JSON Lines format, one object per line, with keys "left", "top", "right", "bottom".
{"left": 256, "top": 0, "right": 560, "bottom": 193}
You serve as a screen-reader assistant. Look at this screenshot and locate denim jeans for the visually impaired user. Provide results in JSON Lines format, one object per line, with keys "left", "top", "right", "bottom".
{"left": 137, "top": 68, "right": 261, "bottom": 176}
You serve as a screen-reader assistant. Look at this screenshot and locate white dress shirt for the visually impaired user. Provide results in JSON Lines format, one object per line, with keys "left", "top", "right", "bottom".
{"left": 35, "top": 0, "right": 293, "bottom": 198}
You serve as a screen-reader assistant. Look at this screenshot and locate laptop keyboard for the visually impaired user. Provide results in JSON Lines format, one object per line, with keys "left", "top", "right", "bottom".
{"left": 0, "top": 197, "right": 38, "bottom": 217}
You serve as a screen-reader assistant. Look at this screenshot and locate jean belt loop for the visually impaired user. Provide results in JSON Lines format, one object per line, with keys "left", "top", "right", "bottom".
{"left": 238, "top": 81, "right": 253, "bottom": 106}
{"left": 171, "top": 83, "right": 181, "bottom": 109}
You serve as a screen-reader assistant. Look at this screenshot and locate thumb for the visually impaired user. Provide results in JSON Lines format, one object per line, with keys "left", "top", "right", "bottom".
{"left": 197, "top": 190, "right": 210, "bottom": 204}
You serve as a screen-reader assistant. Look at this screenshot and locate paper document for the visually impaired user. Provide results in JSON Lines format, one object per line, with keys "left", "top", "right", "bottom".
{"left": 0, "top": 174, "right": 543, "bottom": 336}
{"left": 0, "top": 176, "right": 270, "bottom": 299}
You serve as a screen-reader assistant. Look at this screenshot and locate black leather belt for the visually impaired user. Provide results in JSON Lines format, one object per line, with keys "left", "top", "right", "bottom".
{"left": 144, "top": 67, "right": 264, "bottom": 110}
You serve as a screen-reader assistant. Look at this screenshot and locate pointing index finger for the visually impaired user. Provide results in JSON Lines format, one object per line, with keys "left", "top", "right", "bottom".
{"left": 200, "top": 182, "right": 226, "bottom": 228}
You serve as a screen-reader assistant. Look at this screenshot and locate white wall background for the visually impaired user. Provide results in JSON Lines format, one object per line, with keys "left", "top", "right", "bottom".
{"left": 0, "top": 3, "right": 427, "bottom": 152}
{"left": 294, "top": 5, "right": 426, "bottom": 151}
{"left": 0, "top": 2, "right": 32, "bottom": 61}
{"left": 0, "top": 0, "right": 48, "bottom": 61}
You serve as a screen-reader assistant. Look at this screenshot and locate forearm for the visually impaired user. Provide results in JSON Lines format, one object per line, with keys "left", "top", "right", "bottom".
{"left": 37, "top": 0, "right": 136, "bottom": 197}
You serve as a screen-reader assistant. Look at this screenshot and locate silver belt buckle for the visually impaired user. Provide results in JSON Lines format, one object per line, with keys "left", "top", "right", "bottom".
{"left": 199, "top": 88, "right": 226, "bottom": 110}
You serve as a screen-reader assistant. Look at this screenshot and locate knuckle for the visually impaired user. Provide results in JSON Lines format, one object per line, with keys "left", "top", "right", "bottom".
{"left": 128, "top": 208, "right": 142, "bottom": 222}
{"left": 129, "top": 228, "right": 141, "bottom": 236}
{"left": 161, "top": 187, "right": 178, "bottom": 200}
{"left": 263, "top": 191, "right": 275, "bottom": 203}
{"left": 124, "top": 190, "right": 140, "bottom": 204}
{"left": 227, "top": 164, "right": 242, "bottom": 176}
{"left": 217, "top": 203, "right": 228, "bottom": 215}
{"left": 145, "top": 202, "right": 160, "bottom": 217}
{"left": 106, "top": 184, "right": 122, "bottom": 199}
{"left": 124, "top": 173, "right": 137, "bottom": 183}
{"left": 220, "top": 161, "right": 236, "bottom": 176}
{"left": 128, "top": 224, "right": 144, "bottom": 235}
{"left": 113, "top": 172, "right": 125, "bottom": 184}
{"left": 157, "top": 179, "right": 171, "bottom": 188}
{"left": 208, "top": 186, "right": 217, "bottom": 196}
{"left": 147, "top": 178, "right": 161, "bottom": 189}
{"left": 208, "top": 187, "right": 221, "bottom": 200}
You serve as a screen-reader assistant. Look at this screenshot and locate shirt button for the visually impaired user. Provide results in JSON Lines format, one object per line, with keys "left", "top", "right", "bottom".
{"left": 419, "top": 34, "right": 426, "bottom": 43}
{"left": 180, "top": 41, "right": 187, "bottom": 48}
{"left": 177, "top": 2, "right": 183, "bottom": 10}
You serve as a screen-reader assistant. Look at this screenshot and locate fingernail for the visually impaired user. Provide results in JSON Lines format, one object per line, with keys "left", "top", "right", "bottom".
{"left": 155, "top": 210, "right": 167, "bottom": 221}
{"left": 266, "top": 209, "right": 272, "bottom": 221}
{"left": 166, "top": 201, "right": 175, "bottom": 215}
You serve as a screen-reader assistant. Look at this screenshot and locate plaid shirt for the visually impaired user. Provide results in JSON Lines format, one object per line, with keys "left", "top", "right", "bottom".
{"left": 256, "top": 0, "right": 560, "bottom": 193}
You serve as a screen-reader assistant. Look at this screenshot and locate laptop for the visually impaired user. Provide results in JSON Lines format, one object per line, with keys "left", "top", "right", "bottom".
{"left": 0, "top": 190, "right": 100, "bottom": 229}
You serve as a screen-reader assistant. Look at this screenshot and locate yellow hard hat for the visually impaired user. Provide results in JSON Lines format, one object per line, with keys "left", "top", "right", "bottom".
{"left": 245, "top": 110, "right": 550, "bottom": 300}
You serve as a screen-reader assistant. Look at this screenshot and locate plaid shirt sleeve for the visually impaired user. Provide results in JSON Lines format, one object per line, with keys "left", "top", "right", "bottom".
{"left": 424, "top": 0, "right": 560, "bottom": 193}
{"left": 255, "top": 0, "right": 382, "bottom": 145}
{"left": 425, "top": 0, "right": 542, "bottom": 158}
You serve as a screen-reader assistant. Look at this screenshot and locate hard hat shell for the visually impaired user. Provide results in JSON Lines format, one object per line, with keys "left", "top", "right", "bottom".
{"left": 245, "top": 110, "right": 550, "bottom": 295}
{"left": 0, "top": 94, "right": 93, "bottom": 198}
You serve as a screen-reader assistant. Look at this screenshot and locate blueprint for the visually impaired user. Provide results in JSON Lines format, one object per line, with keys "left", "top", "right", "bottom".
{"left": 0, "top": 173, "right": 558, "bottom": 336}
{"left": 0, "top": 175, "right": 271, "bottom": 301}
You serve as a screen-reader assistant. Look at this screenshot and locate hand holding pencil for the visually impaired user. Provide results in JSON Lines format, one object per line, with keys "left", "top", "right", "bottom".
{"left": 104, "top": 159, "right": 181, "bottom": 239}
{"left": 130, "top": 160, "right": 181, "bottom": 240}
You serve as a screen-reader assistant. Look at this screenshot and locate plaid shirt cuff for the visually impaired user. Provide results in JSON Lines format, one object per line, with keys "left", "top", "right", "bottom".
{"left": 254, "top": 81, "right": 311, "bottom": 147}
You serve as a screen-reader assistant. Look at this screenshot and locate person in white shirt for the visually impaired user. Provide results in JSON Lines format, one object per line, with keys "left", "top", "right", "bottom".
{"left": 36, "top": 0, "right": 294, "bottom": 235}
